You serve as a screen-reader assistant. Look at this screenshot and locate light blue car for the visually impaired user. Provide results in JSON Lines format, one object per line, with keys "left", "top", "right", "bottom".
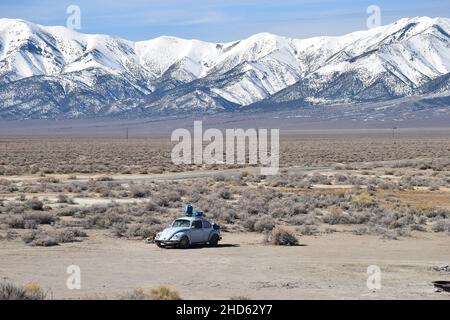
{"left": 154, "top": 216, "right": 221, "bottom": 249}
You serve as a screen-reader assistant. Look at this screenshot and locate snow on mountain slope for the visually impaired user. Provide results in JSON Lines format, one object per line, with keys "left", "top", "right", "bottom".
{"left": 135, "top": 36, "right": 222, "bottom": 79}
{"left": 0, "top": 16, "right": 449, "bottom": 119}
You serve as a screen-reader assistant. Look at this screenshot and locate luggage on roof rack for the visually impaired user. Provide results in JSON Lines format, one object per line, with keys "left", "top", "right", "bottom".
{"left": 184, "top": 204, "right": 204, "bottom": 217}
{"left": 184, "top": 204, "right": 193, "bottom": 216}
{"left": 193, "top": 211, "right": 204, "bottom": 217}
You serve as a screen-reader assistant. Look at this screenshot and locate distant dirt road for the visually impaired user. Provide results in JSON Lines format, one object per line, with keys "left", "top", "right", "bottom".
{"left": 1, "top": 166, "right": 331, "bottom": 183}
{"left": 1, "top": 231, "right": 449, "bottom": 299}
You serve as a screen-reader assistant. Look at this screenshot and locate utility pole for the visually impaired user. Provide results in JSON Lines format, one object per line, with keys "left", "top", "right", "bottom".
{"left": 126, "top": 128, "right": 129, "bottom": 140}
{"left": 392, "top": 127, "right": 399, "bottom": 166}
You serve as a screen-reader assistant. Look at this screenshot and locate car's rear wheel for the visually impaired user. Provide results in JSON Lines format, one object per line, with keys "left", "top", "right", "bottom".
{"left": 179, "top": 236, "right": 190, "bottom": 249}
{"left": 209, "top": 234, "right": 219, "bottom": 247}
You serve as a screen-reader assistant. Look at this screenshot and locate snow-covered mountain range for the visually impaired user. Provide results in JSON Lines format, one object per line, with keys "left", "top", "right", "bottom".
{"left": 0, "top": 16, "right": 449, "bottom": 119}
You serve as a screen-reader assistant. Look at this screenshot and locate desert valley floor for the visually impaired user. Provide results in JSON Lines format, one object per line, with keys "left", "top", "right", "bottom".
{"left": 0, "top": 125, "right": 449, "bottom": 299}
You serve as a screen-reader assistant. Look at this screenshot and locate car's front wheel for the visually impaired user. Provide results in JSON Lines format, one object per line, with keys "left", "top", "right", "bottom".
{"left": 209, "top": 234, "right": 219, "bottom": 247}
{"left": 179, "top": 236, "right": 190, "bottom": 249}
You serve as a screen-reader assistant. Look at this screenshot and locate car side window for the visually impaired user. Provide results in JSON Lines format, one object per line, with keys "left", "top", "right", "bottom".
{"left": 202, "top": 220, "right": 211, "bottom": 228}
{"left": 192, "top": 220, "right": 202, "bottom": 229}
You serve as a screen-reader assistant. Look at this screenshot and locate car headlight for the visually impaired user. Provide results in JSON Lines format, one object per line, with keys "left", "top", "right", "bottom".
{"left": 171, "top": 233, "right": 182, "bottom": 240}
{"left": 155, "top": 232, "right": 161, "bottom": 239}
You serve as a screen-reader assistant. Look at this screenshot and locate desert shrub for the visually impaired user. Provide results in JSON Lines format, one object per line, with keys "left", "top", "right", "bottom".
{"left": 57, "top": 194, "right": 75, "bottom": 204}
{"left": 23, "top": 282, "right": 47, "bottom": 300}
{"left": 297, "top": 225, "right": 319, "bottom": 236}
{"left": 150, "top": 285, "right": 182, "bottom": 300}
{"left": 4, "top": 215, "right": 25, "bottom": 228}
{"left": 410, "top": 224, "right": 427, "bottom": 232}
{"left": 334, "top": 173, "right": 349, "bottom": 183}
{"left": 353, "top": 227, "right": 369, "bottom": 235}
{"left": 23, "top": 212, "right": 56, "bottom": 225}
{"left": 5, "top": 230, "right": 18, "bottom": 240}
{"left": 84, "top": 212, "right": 130, "bottom": 229}
{"left": 268, "top": 200, "right": 290, "bottom": 218}
{"left": 37, "top": 177, "right": 60, "bottom": 184}
{"left": 26, "top": 198, "right": 44, "bottom": 211}
{"left": 137, "top": 214, "right": 161, "bottom": 225}
{"left": 432, "top": 219, "right": 450, "bottom": 233}
{"left": 120, "top": 288, "right": 148, "bottom": 300}
{"left": 253, "top": 216, "right": 275, "bottom": 232}
{"left": 271, "top": 227, "right": 298, "bottom": 246}
{"left": 212, "top": 208, "right": 237, "bottom": 224}
{"left": 130, "top": 186, "right": 151, "bottom": 198}
{"left": 95, "top": 176, "right": 114, "bottom": 181}
{"left": 0, "top": 282, "right": 46, "bottom": 300}
{"left": 243, "top": 216, "right": 258, "bottom": 231}
{"left": 323, "top": 208, "right": 355, "bottom": 225}
{"left": 143, "top": 201, "right": 159, "bottom": 212}
{"left": 55, "top": 207, "right": 83, "bottom": 217}
{"left": 218, "top": 188, "right": 233, "bottom": 200}
{"left": 56, "top": 228, "right": 87, "bottom": 243}
{"left": 121, "top": 286, "right": 181, "bottom": 300}
{"left": 153, "top": 195, "right": 169, "bottom": 207}
{"left": 214, "top": 175, "right": 226, "bottom": 182}
{"left": 22, "top": 230, "right": 59, "bottom": 247}
{"left": 288, "top": 215, "right": 316, "bottom": 226}
{"left": 355, "top": 226, "right": 411, "bottom": 240}
{"left": 0, "top": 202, "right": 27, "bottom": 215}
{"left": 0, "top": 283, "right": 28, "bottom": 300}
{"left": 308, "top": 174, "right": 332, "bottom": 185}
{"left": 111, "top": 222, "right": 127, "bottom": 237}
{"left": 22, "top": 228, "right": 86, "bottom": 246}
{"left": 124, "top": 223, "right": 162, "bottom": 239}
{"left": 425, "top": 209, "right": 450, "bottom": 219}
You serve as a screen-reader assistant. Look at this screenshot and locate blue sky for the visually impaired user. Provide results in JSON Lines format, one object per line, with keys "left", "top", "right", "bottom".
{"left": 1, "top": 0, "right": 450, "bottom": 41}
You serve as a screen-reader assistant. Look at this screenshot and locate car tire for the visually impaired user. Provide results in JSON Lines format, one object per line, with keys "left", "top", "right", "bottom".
{"left": 209, "top": 234, "right": 219, "bottom": 247}
{"left": 179, "top": 236, "right": 190, "bottom": 249}
{"left": 156, "top": 242, "right": 164, "bottom": 248}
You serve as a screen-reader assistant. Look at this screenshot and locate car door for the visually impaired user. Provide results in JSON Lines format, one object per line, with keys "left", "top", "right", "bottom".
{"left": 190, "top": 220, "right": 203, "bottom": 243}
{"left": 202, "top": 219, "right": 212, "bottom": 242}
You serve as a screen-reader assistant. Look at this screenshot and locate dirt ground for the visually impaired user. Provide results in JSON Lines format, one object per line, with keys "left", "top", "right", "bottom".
{"left": 1, "top": 230, "right": 449, "bottom": 300}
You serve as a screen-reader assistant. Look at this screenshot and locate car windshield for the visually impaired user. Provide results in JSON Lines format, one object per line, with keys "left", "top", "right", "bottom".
{"left": 172, "top": 219, "right": 191, "bottom": 228}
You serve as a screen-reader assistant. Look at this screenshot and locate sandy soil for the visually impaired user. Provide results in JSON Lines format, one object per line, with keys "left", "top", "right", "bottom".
{"left": 1, "top": 231, "right": 449, "bottom": 300}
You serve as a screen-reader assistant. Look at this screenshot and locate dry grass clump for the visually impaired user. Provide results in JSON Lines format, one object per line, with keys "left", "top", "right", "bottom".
{"left": 21, "top": 228, "right": 87, "bottom": 246}
{"left": 253, "top": 216, "right": 276, "bottom": 232}
{"left": 269, "top": 227, "right": 299, "bottom": 246}
{"left": 57, "top": 194, "right": 75, "bottom": 204}
{"left": 432, "top": 219, "right": 450, "bottom": 233}
{"left": 130, "top": 185, "right": 151, "bottom": 198}
{"left": 297, "top": 224, "right": 319, "bottom": 236}
{"left": 25, "top": 198, "right": 44, "bottom": 211}
{"left": 121, "top": 285, "right": 181, "bottom": 300}
{"left": 352, "top": 226, "right": 411, "bottom": 240}
{"left": 0, "top": 282, "right": 47, "bottom": 300}
{"left": 114, "top": 223, "right": 163, "bottom": 240}
{"left": 1, "top": 208, "right": 57, "bottom": 229}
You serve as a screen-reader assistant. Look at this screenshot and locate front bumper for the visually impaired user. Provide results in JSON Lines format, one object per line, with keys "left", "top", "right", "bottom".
{"left": 154, "top": 239, "right": 180, "bottom": 246}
